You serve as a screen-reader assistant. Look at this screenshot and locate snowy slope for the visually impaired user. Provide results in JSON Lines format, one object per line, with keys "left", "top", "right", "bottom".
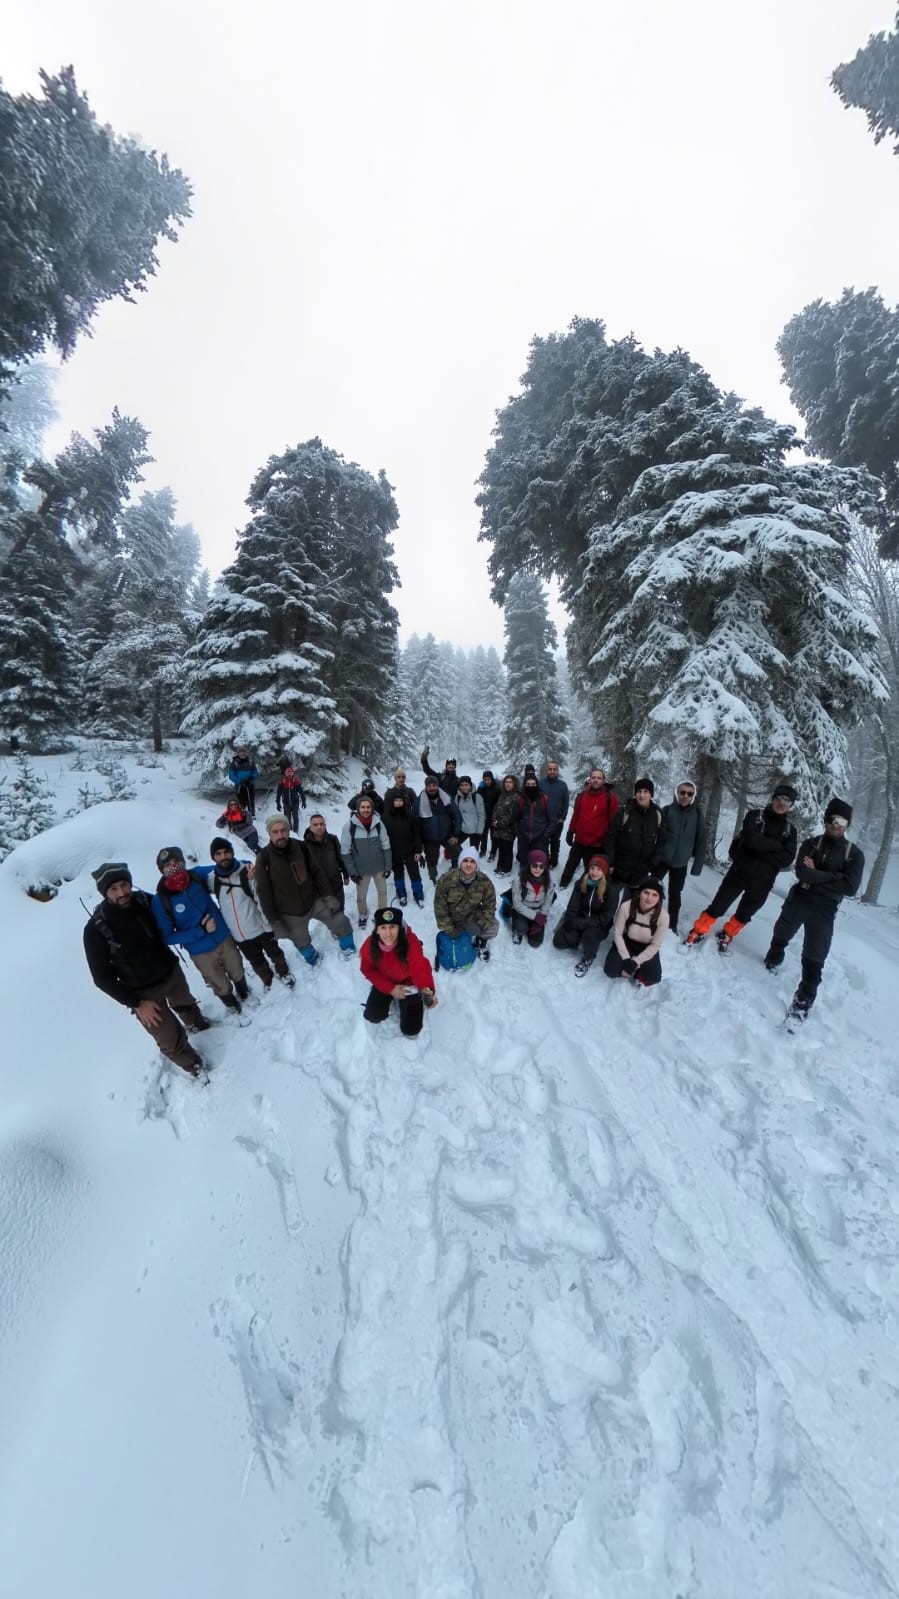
{"left": 1, "top": 749, "right": 898, "bottom": 1599}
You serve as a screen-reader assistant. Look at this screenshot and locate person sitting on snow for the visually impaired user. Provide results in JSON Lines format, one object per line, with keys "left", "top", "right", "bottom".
{"left": 507, "top": 849, "right": 555, "bottom": 948}
{"left": 359, "top": 906, "right": 438, "bottom": 1037}
{"left": 552, "top": 853, "right": 614, "bottom": 975}
{"left": 433, "top": 846, "right": 498, "bottom": 963}
{"left": 603, "top": 877, "right": 670, "bottom": 987}
{"left": 215, "top": 797, "right": 260, "bottom": 855}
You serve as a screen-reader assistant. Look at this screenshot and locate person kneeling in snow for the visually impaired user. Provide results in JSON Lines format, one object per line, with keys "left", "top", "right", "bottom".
{"left": 507, "top": 849, "right": 555, "bottom": 947}
{"left": 193, "top": 839, "right": 295, "bottom": 991}
{"left": 152, "top": 846, "right": 250, "bottom": 1014}
{"left": 84, "top": 862, "right": 211, "bottom": 1078}
{"left": 360, "top": 907, "right": 438, "bottom": 1036}
{"left": 433, "top": 846, "right": 498, "bottom": 963}
{"left": 603, "top": 878, "right": 669, "bottom": 987}
{"left": 552, "top": 853, "right": 614, "bottom": 975}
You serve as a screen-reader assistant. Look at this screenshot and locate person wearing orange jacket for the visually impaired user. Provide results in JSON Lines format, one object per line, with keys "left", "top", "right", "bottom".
{"left": 558, "top": 767, "right": 619, "bottom": 887}
{"left": 359, "top": 906, "right": 438, "bottom": 1036}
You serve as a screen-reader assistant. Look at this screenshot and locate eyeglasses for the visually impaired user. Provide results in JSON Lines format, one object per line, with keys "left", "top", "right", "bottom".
{"left": 677, "top": 788, "right": 694, "bottom": 797}
{"left": 827, "top": 817, "right": 849, "bottom": 829}
{"left": 772, "top": 796, "right": 794, "bottom": 807}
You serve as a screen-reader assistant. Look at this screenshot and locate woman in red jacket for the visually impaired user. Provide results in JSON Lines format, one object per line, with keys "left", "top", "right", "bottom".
{"left": 360, "top": 906, "right": 439, "bottom": 1036}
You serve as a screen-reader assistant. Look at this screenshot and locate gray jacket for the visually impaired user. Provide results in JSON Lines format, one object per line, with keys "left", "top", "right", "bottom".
{"left": 456, "top": 790, "right": 486, "bottom": 835}
{"left": 341, "top": 811, "right": 392, "bottom": 877}
{"left": 659, "top": 796, "right": 707, "bottom": 873}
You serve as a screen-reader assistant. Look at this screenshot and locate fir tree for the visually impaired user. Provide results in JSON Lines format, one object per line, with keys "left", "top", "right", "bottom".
{"left": 411, "top": 633, "right": 452, "bottom": 757}
{"left": 778, "top": 290, "right": 899, "bottom": 557}
{"left": 0, "top": 754, "right": 56, "bottom": 859}
{"left": 502, "top": 572, "right": 569, "bottom": 771}
{"left": 468, "top": 646, "right": 507, "bottom": 766}
{"left": 832, "top": 10, "right": 899, "bottom": 155}
{"left": 0, "top": 66, "right": 191, "bottom": 389}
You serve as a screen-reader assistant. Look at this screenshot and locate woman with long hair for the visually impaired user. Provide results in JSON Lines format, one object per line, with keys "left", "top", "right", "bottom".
{"left": 552, "top": 853, "right": 614, "bottom": 975}
{"left": 359, "top": 906, "right": 438, "bottom": 1035}
{"left": 603, "top": 877, "right": 669, "bottom": 987}
{"left": 490, "top": 774, "right": 520, "bottom": 875}
{"left": 508, "top": 849, "right": 555, "bottom": 948}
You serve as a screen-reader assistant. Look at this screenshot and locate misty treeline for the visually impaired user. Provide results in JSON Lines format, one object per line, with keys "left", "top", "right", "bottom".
{"left": 3, "top": 28, "right": 899, "bottom": 903}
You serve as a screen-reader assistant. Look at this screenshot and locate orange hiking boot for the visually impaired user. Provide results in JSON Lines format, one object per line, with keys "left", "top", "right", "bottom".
{"left": 716, "top": 916, "right": 745, "bottom": 954}
{"left": 684, "top": 911, "right": 715, "bottom": 947}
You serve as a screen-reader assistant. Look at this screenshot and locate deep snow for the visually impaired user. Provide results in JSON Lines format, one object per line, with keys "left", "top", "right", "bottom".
{"left": 1, "top": 747, "right": 898, "bottom": 1599}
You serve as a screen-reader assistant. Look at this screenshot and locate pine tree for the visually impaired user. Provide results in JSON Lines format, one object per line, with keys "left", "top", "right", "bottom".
{"left": 0, "top": 754, "right": 56, "bottom": 860}
{"left": 502, "top": 572, "right": 569, "bottom": 771}
{"left": 832, "top": 10, "right": 899, "bottom": 155}
{"left": 778, "top": 290, "right": 899, "bottom": 557}
{"left": 182, "top": 440, "right": 398, "bottom": 776}
{"left": 468, "top": 646, "right": 507, "bottom": 766}
{"left": 411, "top": 633, "right": 453, "bottom": 758}
{"left": 0, "top": 66, "right": 191, "bottom": 389}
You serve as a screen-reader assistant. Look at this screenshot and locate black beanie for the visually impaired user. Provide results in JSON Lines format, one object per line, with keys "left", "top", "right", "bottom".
{"left": 772, "top": 784, "right": 798, "bottom": 803}
{"left": 634, "top": 776, "right": 655, "bottom": 796}
{"left": 92, "top": 861, "right": 132, "bottom": 896}
{"left": 634, "top": 876, "right": 665, "bottom": 899}
{"left": 210, "top": 836, "right": 234, "bottom": 857}
{"left": 824, "top": 796, "right": 853, "bottom": 825}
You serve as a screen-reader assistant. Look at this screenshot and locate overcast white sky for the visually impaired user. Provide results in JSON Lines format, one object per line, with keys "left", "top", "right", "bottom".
{"left": 5, "top": 0, "right": 899, "bottom": 646}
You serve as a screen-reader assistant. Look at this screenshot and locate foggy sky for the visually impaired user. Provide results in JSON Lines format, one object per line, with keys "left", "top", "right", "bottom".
{"left": 5, "top": 0, "right": 899, "bottom": 646}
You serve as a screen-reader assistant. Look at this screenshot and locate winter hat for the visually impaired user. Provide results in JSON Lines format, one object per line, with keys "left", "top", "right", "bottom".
{"left": 361, "top": 778, "right": 376, "bottom": 793}
{"left": 634, "top": 776, "right": 655, "bottom": 796}
{"left": 587, "top": 854, "right": 609, "bottom": 876}
{"left": 458, "top": 774, "right": 473, "bottom": 788}
{"left": 634, "top": 876, "right": 665, "bottom": 900}
{"left": 374, "top": 905, "right": 403, "bottom": 928}
{"left": 210, "top": 837, "right": 234, "bottom": 857}
{"left": 528, "top": 849, "right": 549, "bottom": 868}
{"left": 824, "top": 796, "right": 853, "bottom": 825}
{"left": 92, "top": 862, "right": 131, "bottom": 896}
{"left": 482, "top": 770, "right": 494, "bottom": 781}
{"left": 458, "top": 847, "right": 480, "bottom": 870}
{"left": 425, "top": 776, "right": 439, "bottom": 789}
{"left": 524, "top": 763, "right": 537, "bottom": 779}
{"left": 771, "top": 783, "right": 798, "bottom": 804}
{"left": 156, "top": 846, "right": 185, "bottom": 871}
{"left": 265, "top": 813, "right": 288, "bottom": 835}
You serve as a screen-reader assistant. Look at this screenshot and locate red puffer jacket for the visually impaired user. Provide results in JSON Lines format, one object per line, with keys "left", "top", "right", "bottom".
{"left": 360, "top": 928, "right": 435, "bottom": 995}
{"left": 570, "top": 787, "right": 619, "bottom": 847}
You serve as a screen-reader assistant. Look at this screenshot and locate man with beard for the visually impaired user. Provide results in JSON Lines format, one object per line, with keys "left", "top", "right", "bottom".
{"left": 559, "top": 767, "right": 619, "bottom": 888}
{"left": 255, "top": 814, "right": 356, "bottom": 967}
{"left": 303, "top": 812, "right": 350, "bottom": 911}
{"left": 84, "top": 861, "right": 210, "bottom": 1078}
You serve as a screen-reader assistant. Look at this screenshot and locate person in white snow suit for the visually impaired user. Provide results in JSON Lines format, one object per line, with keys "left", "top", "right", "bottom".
{"left": 194, "top": 839, "right": 295, "bottom": 990}
{"left": 255, "top": 815, "right": 356, "bottom": 967}
{"left": 507, "top": 848, "right": 555, "bottom": 948}
{"left": 276, "top": 761, "right": 306, "bottom": 831}
{"left": 656, "top": 779, "right": 706, "bottom": 934}
{"left": 84, "top": 862, "right": 211, "bottom": 1078}
{"left": 433, "top": 846, "right": 498, "bottom": 963}
{"left": 603, "top": 877, "right": 669, "bottom": 987}
{"left": 685, "top": 784, "right": 798, "bottom": 951}
{"left": 552, "top": 853, "right": 614, "bottom": 975}
{"left": 764, "top": 797, "right": 864, "bottom": 1022}
{"left": 455, "top": 775, "right": 486, "bottom": 852}
{"left": 341, "top": 795, "right": 392, "bottom": 927}
{"left": 151, "top": 846, "right": 249, "bottom": 1014}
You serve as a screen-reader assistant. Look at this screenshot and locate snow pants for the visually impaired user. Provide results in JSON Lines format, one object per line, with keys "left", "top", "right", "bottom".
{"left": 559, "top": 842, "right": 605, "bottom": 887}
{"left": 422, "top": 839, "right": 459, "bottom": 881}
{"left": 552, "top": 913, "right": 607, "bottom": 963}
{"left": 703, "top": 865, "right": 774, "bottom": 927}
{"left": 391, "top": 848, "right": 423, "bottom": 902}
{"left": 281, "top": 791, "right": 301, "bottom": 832}
{"left": 603, "top": 936, "right": 662, "bottom": 987}
{"left": 510, "top": 910, "right": 545, "bottom": 947}
{"left": 765, "top": 891, "right": 837, "bottom": 1010}
{"left": 363, "top": 985, "right": 424, "bottom": 1036}
{"left": 136, "top": 965, "right": 205, "bottom": 1073}
{"left": 494, "top": 837, "right": 514, "bottom": 873}
{"left": 238, "top": 930, "right": 290, "bottom": 986}
{"left": 547, "top": 822, "right": 564, "bottom": 868}
{"left": 657, "top": 863, "right": 687, "bottom": 933}
{"left": 235, "top": 781, "right": 256, "bottom": 816}
{"left": 190, "top": 936, "right": 245, "bottom": 998}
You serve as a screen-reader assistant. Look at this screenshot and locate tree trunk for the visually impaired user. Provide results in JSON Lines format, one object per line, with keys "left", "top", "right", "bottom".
{"left": 695, "top": 752, "right": 725, "bottom": 865}
{"left": 862, "top": 717, "right": 897, "bottom": 905}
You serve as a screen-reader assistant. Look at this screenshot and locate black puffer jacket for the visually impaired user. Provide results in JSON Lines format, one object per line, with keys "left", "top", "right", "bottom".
{"left": 729, "top": 806, "right": 797, "bottom": 887}
{"left": 605, "top": 802, "right": 664, "bottom": 884}
{"left": 793, "top": 833, "right": 864, "bottom": 907}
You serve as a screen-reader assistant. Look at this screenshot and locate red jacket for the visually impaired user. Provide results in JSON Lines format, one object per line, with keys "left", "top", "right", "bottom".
{"left": 360, "top": 927, "right": 435, "bottom": 996}
{"left": 570, "top": 787, "right": 619, "bottom": 848}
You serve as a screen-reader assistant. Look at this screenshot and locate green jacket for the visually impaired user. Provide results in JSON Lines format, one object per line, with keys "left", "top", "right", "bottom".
{"left": 433, "top": 868, "right": 497, "bottom": 935}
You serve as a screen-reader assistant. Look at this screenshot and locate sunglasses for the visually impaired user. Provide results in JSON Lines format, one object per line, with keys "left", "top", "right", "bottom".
{"left": 827, "top": 817, "right": 849, "bottom": 829}
{"left": 677, "top": 788, "right": 694, "bottom": 797}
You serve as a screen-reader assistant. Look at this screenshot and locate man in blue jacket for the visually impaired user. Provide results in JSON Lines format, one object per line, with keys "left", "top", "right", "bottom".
{"left": 764, "top": 797, "right": 864, "bottom": 1023}
{"left": 152, "top": 846, "right": 249, "bottom": 1014}
{"left": 539, "top": 760, "right": 569, "bottom": 868}
{"left": 413, "top": 776, "right": 462, "bottom": 883}
{"left": 227, "top": 747, "right": 259, "bottom": 816}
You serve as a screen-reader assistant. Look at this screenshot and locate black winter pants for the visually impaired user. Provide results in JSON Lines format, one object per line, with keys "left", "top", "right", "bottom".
{"left": 560, "top": 843, "right": 602, "bottom": 887}
{"left": 282, "top": 791, "right": 301, "bottom": 831}
{"left": 547, "top": 822, "right": 564, "bottom": 868}
{"left": 363, "top": 985, "right": 424, "bottom": 1036}
{"left": 703, "top": 865, "right": 774, "bottom": 926}
{"left": 603, "top": 936, "right": 662, "bottom": 987}
{"left": 238, "top": 931, "right": 290, "bottom": 985}
{"left": 422, "top": 839, "right": 459, "bottom": 881}
{"left": 765, "top": 891, "right": 837, "bottom": 1009}
{"left": 657, "top": 864, "right": 687, "bottom": 932}
{"left": 552, "top": 914, "right": 607, "bottom": 962}
{"left": 510, "top": 911, "right": 544, "bottom": 947}
{"left": 494, "top": 837, "right": 514, "bottom": 872}
{"left": 235, "top": 781, "right": 256, "bottom": 816}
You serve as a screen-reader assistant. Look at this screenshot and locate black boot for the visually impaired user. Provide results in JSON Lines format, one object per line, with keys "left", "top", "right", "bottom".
{"left": 188, "top": 1013, "right": 213, "bottom": 1032}
{"left": 234, "top": 976, "right": 250, "bottom": 1002}
{"left": 221, "top": 992, "right": 242, "bottom": 1014}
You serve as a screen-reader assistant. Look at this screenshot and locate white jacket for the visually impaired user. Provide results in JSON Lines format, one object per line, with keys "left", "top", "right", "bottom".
{"left": 206, "top": 863, "right": 269, "bottom": 942}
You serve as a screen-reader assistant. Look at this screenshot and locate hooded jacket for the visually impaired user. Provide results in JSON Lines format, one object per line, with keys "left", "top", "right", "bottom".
{"left": 193, "top": 861, "right": 269, "bottom": 943}
{"left": 605, "top": 800, "right": 664, "bottom": 883}
{"left": 728, "top": 806, "right": 797, "bottom": 887}
{"left": 341, "top": 810, "right": 392, "bottom": 877}
{"left": 455, "top": 788, "right": 486, "bottom": 835}
{"left": 569, "top": 786, "right": 619, "bottom": 848}
{"left": 792, "top": 832, "right": 864, "bottom": 908}
{"left": 490, "top": 783, "right": 520, "bottom": 841}
{"left": 559, "top": 873, "right": 614, "bottom": 939}
{"left": 658, "top": 792, "right": 706, "bottom": 873}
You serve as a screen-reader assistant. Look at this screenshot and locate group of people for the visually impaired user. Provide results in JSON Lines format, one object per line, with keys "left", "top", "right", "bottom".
{"left": 84, "top": 747, "right": 864, "bottom": 1076}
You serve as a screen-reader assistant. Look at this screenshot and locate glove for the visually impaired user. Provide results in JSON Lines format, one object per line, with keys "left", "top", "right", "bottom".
{"left": 565, "top": 829, "right": 575, "bottom": 847}
{"left": 350, "top": 874, "right": 361, "bottom": 884}
{"left": 342, "top": 873, "right": 350, "bottom": 885}
{"left": 534, "top": 912, "right": 548, "bottom": 928}
{"left": 383, "top": 869, "right": 391, "bottom": 879}
{"left": 473, "top": 934, "right": 486, "bottom": 948}
{"left": 621, "top": 957, "right": 638, "bottom": 977}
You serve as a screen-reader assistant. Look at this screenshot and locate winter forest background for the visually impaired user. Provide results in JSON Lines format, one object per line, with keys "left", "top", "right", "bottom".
{"left": 2, "top": 14, "right": 899, "bottom": 904}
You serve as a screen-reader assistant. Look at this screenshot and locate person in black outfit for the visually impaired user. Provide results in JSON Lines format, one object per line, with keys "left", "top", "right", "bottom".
{"left": 421, "top": 746, "right": 460, "bottom": 798}
{"left": 383, "top": 789, "right": 425, "bottom": 906}
{"left": 83, "top": 862, "right": 210, "bottom": 1077}
{"left": 684, "top": 784, "right": 798, "bottom": 950}
{"left": 477, "top": 771, "right": 501, "bottom": 859}
{"left": 552, "top": 853, "right": 614, "bottom": 975}
{"left": 346, "top": 777, "right": 384, "bottom": 815}
{"left": 764, "top": 797, "right": 864, "bottom": 1020}
{"left": 603, "top": 777, "right": 664, "bottom": 913}
{"left": 304, "top": 813, "right": 350, "bottom": 912}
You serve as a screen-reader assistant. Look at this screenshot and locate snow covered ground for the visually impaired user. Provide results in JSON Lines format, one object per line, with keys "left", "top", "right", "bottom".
{"left": 2, "top": 745, "right": 898, "bottom": 1599}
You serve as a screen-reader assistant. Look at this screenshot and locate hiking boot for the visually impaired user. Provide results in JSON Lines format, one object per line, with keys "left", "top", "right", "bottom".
{"left": 181, "top": 1054, "right": 206, "bottom": 1079}
{"left": 397, "top": 895, "right": 408, "bottom": 907}
{"left": 574, "top": 958, "right": 593, "bottom": 978}
{"left": 358, "top": 915, "right": 368, "bottom": 929}
{"left": 764, "top": 959, "right": 780, "bottom": 974}
{"left": 234, "top": 976, "right": 250, "bottom": 1001}
{"left": 188, "top": 1014, "right": 213, "bottom": 1033}
{"left": 512, "top": 932, "right": 523, "bottom": 945}
{"left": 715, "top": 930, "right": 733, "bottom": 955}
{"left": 683, "top": 929, "right": 705, "bottom": 946}
{"left": 278, "top": 970, "right": 296, "bottom": 987}
{"left": 220, "top": 992, "right": 242, "bottom": 1014}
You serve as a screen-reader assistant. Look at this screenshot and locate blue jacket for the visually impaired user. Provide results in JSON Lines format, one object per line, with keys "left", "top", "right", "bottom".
{"left": 538, "top": 774, "right": 569, "bottom": 826}
{"left": 228, "top": 760, "right": 259, "bottom": 786}
{"left": 152, "top": 872, "right": 231, "bottom": 954}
